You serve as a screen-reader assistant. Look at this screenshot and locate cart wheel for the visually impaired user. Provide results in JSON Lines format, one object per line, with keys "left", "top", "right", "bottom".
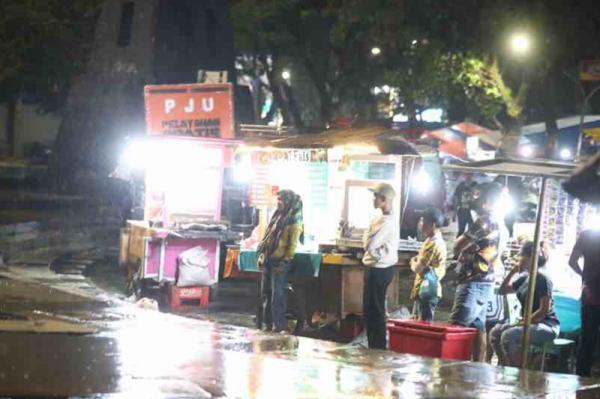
{"left": 126, "top": 273, "right": 142, "bottom": 298}
{"left": 126, "top": 259, "right": 143, "bottom": 297}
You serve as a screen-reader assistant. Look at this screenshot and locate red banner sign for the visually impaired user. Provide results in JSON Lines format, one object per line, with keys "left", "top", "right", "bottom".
{"left": 144, "top": 83, "right": 234, "bottom": 138}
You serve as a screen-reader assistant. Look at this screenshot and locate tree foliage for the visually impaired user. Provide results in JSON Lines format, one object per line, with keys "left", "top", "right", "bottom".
{"left": 0, "top": 0, "right": 101, "bottom": 109}
{"left": 230, "top": 0, "right": 513, "bottom": 127}
{"left": 231, "top": 0, "right": 598, "bottom": 137}
{"left": 231, "top": 0, "right": 381, "bottom": 126}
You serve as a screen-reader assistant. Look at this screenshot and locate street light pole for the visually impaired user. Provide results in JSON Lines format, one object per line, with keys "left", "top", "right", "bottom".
{"left": 520, "top": 176, "right": 547, "bottom": 369}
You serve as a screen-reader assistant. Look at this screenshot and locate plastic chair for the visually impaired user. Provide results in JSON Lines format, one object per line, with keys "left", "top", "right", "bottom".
{"left": 535, "top": 294, "right": 581, "bottom": 372}
{"left": 539, "top": 337, "right": 577, "bottom": 372}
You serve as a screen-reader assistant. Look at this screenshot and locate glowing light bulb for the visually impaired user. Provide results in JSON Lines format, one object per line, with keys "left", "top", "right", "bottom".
{"left": 509, "top": 32, "right": 531, "bottom": 57}
{"left": 560, "top": 148, "right": 572, "bottom": 160}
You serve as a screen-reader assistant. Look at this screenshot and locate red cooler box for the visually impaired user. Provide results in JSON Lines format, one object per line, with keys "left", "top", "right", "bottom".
{"left": 387, "top": 320, "right": 477, "bottom": 360}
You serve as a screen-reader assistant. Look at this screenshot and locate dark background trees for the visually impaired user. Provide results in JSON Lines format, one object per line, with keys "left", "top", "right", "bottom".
{"left": 230, "top": 0, "right": 600, "bottom": 156}
{"left": 0, "top": 0, "right": 101, "bottom": 156}
{"left": 3, "top": 0, "right": 600, "bottom": 170}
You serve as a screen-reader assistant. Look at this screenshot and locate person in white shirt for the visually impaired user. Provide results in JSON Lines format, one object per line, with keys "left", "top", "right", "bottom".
{"left": 362, "top": 182, "right": 399, "bottom": 349}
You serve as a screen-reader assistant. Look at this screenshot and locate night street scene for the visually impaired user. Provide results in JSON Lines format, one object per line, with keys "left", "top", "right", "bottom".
{"left": 6, "top": 1, "right": 600, "bottom": 398}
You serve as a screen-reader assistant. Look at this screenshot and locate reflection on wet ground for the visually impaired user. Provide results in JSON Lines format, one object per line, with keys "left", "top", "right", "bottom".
{"left": 2, "top": 306, "right": 600, "bottom": 398}
{"left": 1, "top": 267, "right": 599, "bottom": 398}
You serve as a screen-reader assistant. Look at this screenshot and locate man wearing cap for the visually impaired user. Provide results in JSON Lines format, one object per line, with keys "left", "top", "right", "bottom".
{"left": 450, "top": 182, "right": 502, "bottom": 362}
{"left": 410, "top": 207, "right": 447, "bottom": 321}
{"left": 362, "top": 182, "right": 399, "bottom": 349}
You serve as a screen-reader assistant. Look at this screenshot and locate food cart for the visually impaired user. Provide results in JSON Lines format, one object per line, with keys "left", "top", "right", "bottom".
{"left": 119, "top": 83, "right": 241, "bottom": 303}
{"left": 443, "top": 158, "right": 582, "bottom": 369}
{"left": 229, "top": 126, "right": 434, "bottom": 329}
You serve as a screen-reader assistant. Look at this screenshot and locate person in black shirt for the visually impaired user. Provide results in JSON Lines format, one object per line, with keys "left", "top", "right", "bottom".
{"left": 453, "top": 174, "right": 477, "bottom": 237}
{"left": 451, "top": 182, "right": 503, "bottom": 362}
{"left": 569, "top": 229, "right": 600, "bottom": 376}
{"left": 490, "top": 241, "right": 559, "bottom": 367}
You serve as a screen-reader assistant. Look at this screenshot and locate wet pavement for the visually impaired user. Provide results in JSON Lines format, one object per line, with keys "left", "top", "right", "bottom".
{"left": 1, "top": 271, "right": 600, "bottom": 398}
{"left": 0, "top": 244, "right": 599, "bottom": 398}
{"left": 3, "top": 308, "right": 600, "bottom": 398}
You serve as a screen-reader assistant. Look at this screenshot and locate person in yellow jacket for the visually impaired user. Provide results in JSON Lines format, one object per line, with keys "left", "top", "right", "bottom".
{"left": 410, "top": 207, "right": 447, "bottom": 321}
{"left": 257, "top": 190, "right": 304, "bottom": 332}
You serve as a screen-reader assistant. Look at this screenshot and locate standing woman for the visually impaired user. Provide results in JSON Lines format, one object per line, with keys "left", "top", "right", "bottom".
{"left": 489, "top": 241, "right": 560, "bottom": 367}
{"left": 410, "top": 207, "right": 447, "bottom": 321}
{"left": 257, "top": 190, "right": 304, "bottom": 333}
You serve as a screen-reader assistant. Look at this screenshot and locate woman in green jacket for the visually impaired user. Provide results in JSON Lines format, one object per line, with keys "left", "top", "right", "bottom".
{"left": 258, "top": 190, "right": 304, "bottom": 332}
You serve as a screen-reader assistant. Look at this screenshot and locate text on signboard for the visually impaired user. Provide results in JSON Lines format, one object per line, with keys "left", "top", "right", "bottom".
{"left": 164, "top": 98, "right": 215, "bottom": 114}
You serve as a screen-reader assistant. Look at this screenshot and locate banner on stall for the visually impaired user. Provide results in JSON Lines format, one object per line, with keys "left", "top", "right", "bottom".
{"left": 144, "top": 83, "right": 234, "bottom": 139}
{"left": 254, "top": 149, "right": 328, "bottom": 164}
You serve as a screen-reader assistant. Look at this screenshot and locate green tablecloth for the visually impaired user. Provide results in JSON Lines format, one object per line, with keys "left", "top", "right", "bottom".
{"left": 238, "top": 250, "right": 321, "bottom": 276}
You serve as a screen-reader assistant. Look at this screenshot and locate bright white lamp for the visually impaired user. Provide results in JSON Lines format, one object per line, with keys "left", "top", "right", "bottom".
{"left": 509, "top": 32, "right": 531, "bottom": 57}
{"left": 560, "top": 148, "right": 572, "bottom": 160}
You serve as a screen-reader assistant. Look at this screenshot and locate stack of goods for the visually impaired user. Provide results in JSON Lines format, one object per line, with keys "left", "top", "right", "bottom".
{"left": 541, "top": 179, "right": 600, "bottom": 252}
{"left": 542, "top": 180, "right": 580, "bottom": 248}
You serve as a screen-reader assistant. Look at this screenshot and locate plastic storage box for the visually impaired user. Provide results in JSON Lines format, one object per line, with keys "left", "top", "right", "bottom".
{"left": 387, "top": 320, "right": 477, "bottom": 360}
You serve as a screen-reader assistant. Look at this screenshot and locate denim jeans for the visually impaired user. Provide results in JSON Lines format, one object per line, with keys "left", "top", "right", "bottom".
{"left": 261, "top": 258, "right": 292, "bottom": 330}
{"left": 489, "top": 322, "right": 559, "bottom": 360}
{"left": 414, "top": 297, "right": 440, "bottom": 321}
{"left": 450, "top": 282, "right": 494, "bottom": 331}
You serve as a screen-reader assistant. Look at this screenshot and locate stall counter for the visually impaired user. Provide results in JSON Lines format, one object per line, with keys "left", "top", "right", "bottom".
{"left": 238, "top": 249, "right": 322, "bottom": 276}
{"left": 318, "top": 250, "right": 415, "bottom": 321}
{"left": 224, "top": 244, "right": 417, "bottom": 329}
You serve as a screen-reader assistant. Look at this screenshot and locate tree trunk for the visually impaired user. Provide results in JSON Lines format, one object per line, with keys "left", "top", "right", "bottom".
{"left": 265, "top": 67, "right": 296, "bottom": 126}
{"left": 6, "top": 98, "right": 17, "bottom": 157}
{"left": 283, "top": 84, "right": 303, "bottom": 128}
{"left": 251, "top": 57, "right": 262, "bottom": 123}
{"left": 53, "top": 0, "right": 159, "bottom": 192}
{"left": 301, "top": 56, "right": 331, "bottom": 125}
{"left": 498, "top": 116, "right": 522, "bottom": 157}
{"left": 406, "top": 102, "right": 418, "bottom": 128}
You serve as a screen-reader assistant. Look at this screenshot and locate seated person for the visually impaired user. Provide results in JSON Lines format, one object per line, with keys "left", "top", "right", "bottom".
{"left": 489, "top": 241, "right": 560, "bottom": 367}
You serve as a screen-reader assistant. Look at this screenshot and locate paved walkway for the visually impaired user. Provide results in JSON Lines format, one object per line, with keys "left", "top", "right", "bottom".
{"left": 1, "top": 267, "right": 599, "bottom": 398}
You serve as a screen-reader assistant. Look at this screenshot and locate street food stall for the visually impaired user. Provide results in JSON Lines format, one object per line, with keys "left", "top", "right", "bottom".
{"left": 227, "top": 126, "right": 435, "bottom": 329}
{"left": 119, "top": 83, "right": 241, "bottom": 304}
{"left": 443, "top": 157, "right": 582, "bottom": 369}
